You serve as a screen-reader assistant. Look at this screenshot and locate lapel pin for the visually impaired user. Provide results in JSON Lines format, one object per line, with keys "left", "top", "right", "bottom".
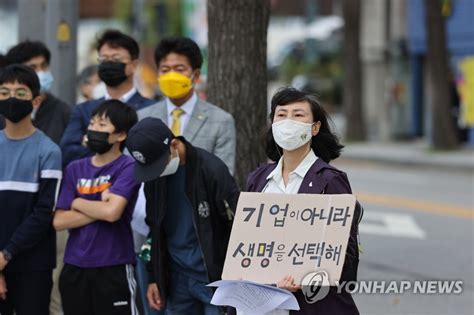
{"left": 309, "top": 182, "right": 313, "bottom": 187}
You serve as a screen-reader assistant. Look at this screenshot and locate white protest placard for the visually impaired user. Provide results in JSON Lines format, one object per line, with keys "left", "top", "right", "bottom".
{"left": 222, "top": 192, "right": 356, "bottom": 286}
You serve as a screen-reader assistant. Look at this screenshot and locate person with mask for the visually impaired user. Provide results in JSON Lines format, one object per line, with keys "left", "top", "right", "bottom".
{"left": 53, "top": 100, "right": 140, "bottom": 315}
{"left": 77, "top": 64, "right": 106, "bottom": 102}
{"left": 124, "top": 117, "right": 239, "bottom": 314}
{"left": 233, "top": 87, "right": 361, "bottom": 314}
{"left": 4, "top": 40, "right": 73, "bottom": 315}
{"left": 0, "top": 40, "right": 71, "bottom": 144}
{"left": 60, "top": 29, "right": 154, "bottom": 166}
{"left": 134, "top": 37, "right": 236, "bottom": 314}
{"left": 138, "top": 37, "right": 236, "bottom": 174}
{"left": 0, "top": 64, "right": 62, "bottom": 315}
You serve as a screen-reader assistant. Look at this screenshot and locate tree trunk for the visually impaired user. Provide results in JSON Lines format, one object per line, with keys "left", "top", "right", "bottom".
{"left": 424, "top": 0, "right": 458, "bottom": 149}
{"left": 207, "top": 0, "right": 270, "bottom": 188}
{"left": 342, "top": 0, "right": 365, "bottom": 141}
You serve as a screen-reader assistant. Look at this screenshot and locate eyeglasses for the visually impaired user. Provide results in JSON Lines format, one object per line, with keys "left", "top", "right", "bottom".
{"left": 97, "top": 55, "right": 132, "bottom": 64}
{"left": 0, "top": 88, "right": 32, "bottom": 100}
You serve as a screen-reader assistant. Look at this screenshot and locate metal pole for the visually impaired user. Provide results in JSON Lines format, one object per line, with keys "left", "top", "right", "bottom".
{"left": 18, "top": 0, "right": 46, "bottom": 41}
{"left": 410, "top": 54, "right": 423, "bottom": 137}
{"left": 305, "top": 0, "right": 318, "bottom": 63}
{"left": 44, "top": 0, "right": 79, "bottom": 106}
{"left": 132, "top": 0, "right": 146, "bottom": 42}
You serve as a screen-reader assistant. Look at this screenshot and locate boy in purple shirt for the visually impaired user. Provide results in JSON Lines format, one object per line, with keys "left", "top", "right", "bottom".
{"left": 53, "top": 100, "right": 140, "bottom": 315}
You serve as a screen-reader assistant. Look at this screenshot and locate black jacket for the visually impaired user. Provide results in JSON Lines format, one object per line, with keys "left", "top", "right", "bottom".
{"left": 144, "top": 137, "right": 239, "bottom": 300}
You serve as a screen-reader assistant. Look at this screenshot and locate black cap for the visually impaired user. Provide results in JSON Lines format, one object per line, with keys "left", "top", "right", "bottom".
{"left": 125, "top": 117, "right": 173, "bottom": 182}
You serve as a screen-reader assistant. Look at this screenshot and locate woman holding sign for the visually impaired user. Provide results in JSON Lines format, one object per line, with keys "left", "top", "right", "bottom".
{"left": 244, "top": 87, "right": 360, "bottom": 314}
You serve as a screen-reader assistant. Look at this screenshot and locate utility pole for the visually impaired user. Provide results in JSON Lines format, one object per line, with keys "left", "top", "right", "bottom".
{"left": 132, "top": 0, "right": 146, "bottom": 43}
{"left": 18, "top": 0, "right": 78, "bottom": 106}
{"left": 305, "top": 0, "right": 318, "bottom": 63}
{"left": 18, "top": 0, "right": 46, "bottom": 42}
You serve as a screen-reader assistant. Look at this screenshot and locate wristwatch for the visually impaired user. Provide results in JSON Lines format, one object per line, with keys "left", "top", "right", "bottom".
{"left": 1, "top": 249, "right": 12, "bottom": 262}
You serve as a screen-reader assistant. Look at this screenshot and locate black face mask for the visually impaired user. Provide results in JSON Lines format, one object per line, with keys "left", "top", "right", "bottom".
{"left": 98, "top": 62, "right": 128, "bottom": 87}
{"left": 87, "top": 130, "right": 113, "bottom": 154}
{"left": 0, "top": 97, "right": 33, "bottom": 123}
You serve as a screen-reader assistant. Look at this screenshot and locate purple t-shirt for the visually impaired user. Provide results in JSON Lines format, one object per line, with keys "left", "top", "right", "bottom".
{"left": 56, "top": 154, "right": 140, "bottom": 268}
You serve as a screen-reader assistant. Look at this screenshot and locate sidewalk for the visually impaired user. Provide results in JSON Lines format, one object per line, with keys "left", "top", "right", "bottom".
{"left": 340, "top": 141, "right": 474, "bottom": 172}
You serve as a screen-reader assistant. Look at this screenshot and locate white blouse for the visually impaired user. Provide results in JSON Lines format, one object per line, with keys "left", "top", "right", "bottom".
{"left": 263, "top": 150, "right": 318, "bottom": 194}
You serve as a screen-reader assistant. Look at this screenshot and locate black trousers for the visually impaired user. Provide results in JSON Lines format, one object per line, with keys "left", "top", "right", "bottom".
{"left": 0, "top": 270, "right": 53, "bottom": 315}
{"left": 59, "top": 263, "right": 138, "bottom": 315}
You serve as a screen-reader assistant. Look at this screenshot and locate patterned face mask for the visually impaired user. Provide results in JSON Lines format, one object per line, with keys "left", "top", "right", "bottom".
{"left": 272, "top": 119, "right": 314, "bottom": 151}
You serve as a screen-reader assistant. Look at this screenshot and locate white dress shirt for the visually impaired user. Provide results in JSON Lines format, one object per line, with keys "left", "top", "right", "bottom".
{"left": 245, "top": 150, "right": 317, "bottom": 315}
{"left": 104, "top": 86, "right": 137, "bottom": 102}
{"left": 263, "top": 150, "right": 318, "bottom": 194}
{"left": 166, "top": 92, "right": 198, "bottom": 134}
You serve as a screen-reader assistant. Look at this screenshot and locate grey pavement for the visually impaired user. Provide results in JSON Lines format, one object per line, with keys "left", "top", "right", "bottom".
{"left": 333, "top": 159, "right": 474, "bottom": 315}
{"left": 340, "top": 141, "right": 474, "bottom": 172}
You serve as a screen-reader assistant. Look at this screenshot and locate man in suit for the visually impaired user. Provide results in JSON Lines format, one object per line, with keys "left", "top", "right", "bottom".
{"left": 60, "top": 29, "right": 154, "bottom": 166}
{"left": 138, "top": 37, "right": 236, "bottom": 173}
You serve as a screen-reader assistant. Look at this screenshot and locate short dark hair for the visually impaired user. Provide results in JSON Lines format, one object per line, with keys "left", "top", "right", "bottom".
{"left": 0, "top": 64, "right": 41, "bottom": 97}
{"left": 154, "top": 37, "right": 203, "bottom": 70}
{"left": 0, "top": 54, "right": 8, "bottom": 68}
{"left": 266, "top": 87, "right": 344, "bottom": 163}
{"left": 6, "top": 40, "right": 51, "bottom": 65}
{"left": 91, "top": 100, "right": 138, "bottom": 151}
{"left": 96, "top": 29, "right": 140, "bottom": 60}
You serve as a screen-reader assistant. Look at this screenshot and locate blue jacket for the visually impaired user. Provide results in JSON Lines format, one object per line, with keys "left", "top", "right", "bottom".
{"left": 60, "top": 92, "right": 154, "bottom": 166}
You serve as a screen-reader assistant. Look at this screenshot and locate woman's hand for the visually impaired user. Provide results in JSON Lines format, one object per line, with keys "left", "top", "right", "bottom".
{"left": 277, "top": 275, "right": 301, "bottom": 293}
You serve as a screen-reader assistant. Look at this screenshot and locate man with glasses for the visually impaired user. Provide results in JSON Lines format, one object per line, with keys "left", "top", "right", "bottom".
{"left": 60, "top": 29, "right": 154, "bottom": 166}
{"left": 0, "top": 64, "right": 62, "bottom": 315}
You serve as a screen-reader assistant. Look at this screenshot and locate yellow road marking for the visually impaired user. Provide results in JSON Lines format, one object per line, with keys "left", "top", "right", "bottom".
{"left": 355, "top": 191, "right": 474, "bottom": 219}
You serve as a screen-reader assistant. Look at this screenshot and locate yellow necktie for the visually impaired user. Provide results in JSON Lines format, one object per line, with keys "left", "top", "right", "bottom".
{"left": 171, "top": 108, "right": 185, "bottom": 136}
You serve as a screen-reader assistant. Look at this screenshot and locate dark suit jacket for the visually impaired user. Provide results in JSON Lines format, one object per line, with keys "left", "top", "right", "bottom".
{"left": 60, "top": 92, "right": 153, "bottom": 166}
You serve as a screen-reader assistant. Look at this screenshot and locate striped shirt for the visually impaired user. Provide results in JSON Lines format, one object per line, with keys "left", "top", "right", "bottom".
{"left": 0, "top": 129, "right": 62, "bottom": 272}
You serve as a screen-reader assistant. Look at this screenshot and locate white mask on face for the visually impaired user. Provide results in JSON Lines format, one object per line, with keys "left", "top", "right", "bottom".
{"left": 160, "top": 149, "right": 180, "bottom": 177}
{"left": 272, "top": 119, "right": 314, "bottom": 151}
{"left": 37, "top": 70, "right": 54, "bottom": 92}
{"left": 92, "top": 82, "right": 107, "bottom": 99}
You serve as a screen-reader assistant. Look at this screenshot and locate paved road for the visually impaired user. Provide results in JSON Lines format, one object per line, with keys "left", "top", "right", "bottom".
{"left": 333, "top": 159, "right": 474, "bottom": 315}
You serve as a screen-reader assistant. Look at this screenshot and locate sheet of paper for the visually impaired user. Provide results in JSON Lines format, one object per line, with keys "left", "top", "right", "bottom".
{"left": 209, "top": 280, "right": 299, "bottom": 314}
{"left": 131, "top": 184, "right": 149, "bottom": 237}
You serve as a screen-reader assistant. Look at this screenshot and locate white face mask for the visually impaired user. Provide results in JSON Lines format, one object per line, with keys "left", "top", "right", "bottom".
{"left": 92, "top": 82, "right": 107, "bottom": 99}
{"left": 272, "top": 119, "right": 314, "bottom": 151}
{"left": 37, "top": 70, "right": 54, "bottom": 92}
{"left": 160, "top": 149, "right": 180, "bottom": 177}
